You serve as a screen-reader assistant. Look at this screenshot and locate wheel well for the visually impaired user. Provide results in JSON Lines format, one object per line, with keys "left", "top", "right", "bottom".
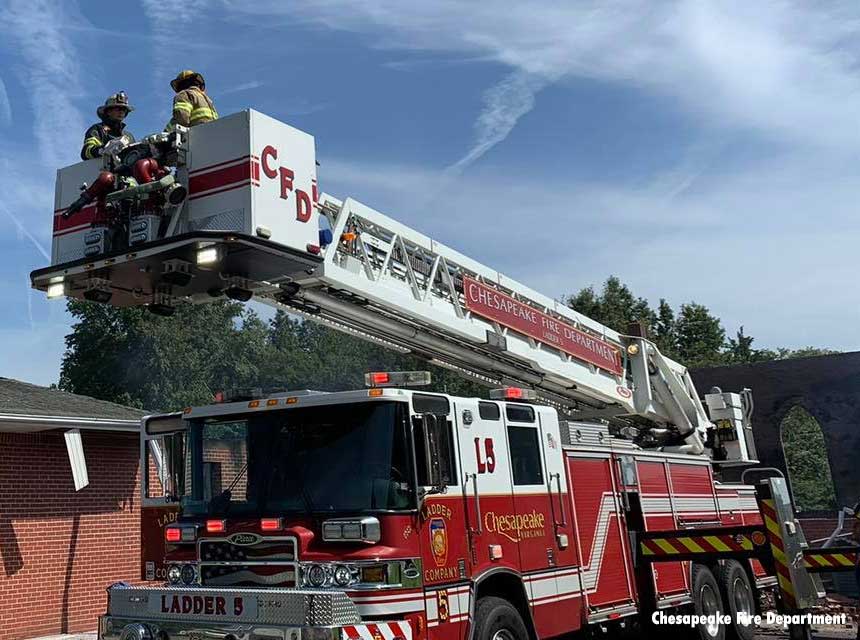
{"left": 474, "top": 572, "right": 537, "bottom": 640}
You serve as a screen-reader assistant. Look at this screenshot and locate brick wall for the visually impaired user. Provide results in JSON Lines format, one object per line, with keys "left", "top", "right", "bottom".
{"left": 203, "top": 441, "right": 248, "bottom": 500}
{"left": 797, "top": 511, "right": 841, "bottom": 546}
{"left": 0, "top": 430, "right": 142, "bottom": 640}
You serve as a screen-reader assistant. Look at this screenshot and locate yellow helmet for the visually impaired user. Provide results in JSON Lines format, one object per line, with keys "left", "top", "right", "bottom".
{"left": 171, "top": 69, "right": 206, "bottom": 92}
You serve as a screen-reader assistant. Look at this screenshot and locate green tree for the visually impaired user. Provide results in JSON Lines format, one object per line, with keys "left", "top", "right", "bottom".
{"left": 655, "top": 299, "right": 677, "bottom": 358}
{"left": 60, "top": 300, "right": 268, "bottom": 411}
{"left": 781, "top": 406, "right": 837, "bottom": 511}
{"left": 673, "top": 303, "right": 726, "bottom": 367}
{"left": 566, "top": 276, "right": 656, "bottom": 336}
{"left": 262, "top": 311, "right": 483, "bottom": 396}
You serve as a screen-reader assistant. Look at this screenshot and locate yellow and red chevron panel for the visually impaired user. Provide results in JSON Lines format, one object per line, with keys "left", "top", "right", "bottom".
{"left": 639, "top": 525, "right": 768, "bottom": 561}
{"left": 759, "top": 498, "right": 796, "bottom": 610}
{"left": 802, "top": 548, "right": 859, "bottom": 572}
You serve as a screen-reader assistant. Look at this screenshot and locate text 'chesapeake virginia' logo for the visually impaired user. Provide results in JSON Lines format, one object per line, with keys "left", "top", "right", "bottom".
{"left": 484, "top": 510, "right": 546, "bottom": 542}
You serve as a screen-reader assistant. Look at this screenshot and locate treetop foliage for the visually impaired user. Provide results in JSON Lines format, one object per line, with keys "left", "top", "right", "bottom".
{"left": 566, "top": 276, "right": 836, "bottom": 368}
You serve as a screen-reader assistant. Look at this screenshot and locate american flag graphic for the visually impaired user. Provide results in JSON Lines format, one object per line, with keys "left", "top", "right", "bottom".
{"left": 200, "top": 538, "right": 298, "bottom": 587}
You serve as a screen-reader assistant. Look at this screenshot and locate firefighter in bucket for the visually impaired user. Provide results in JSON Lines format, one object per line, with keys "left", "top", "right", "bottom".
{"left": 80, "top": 92, "right": 135, "bottom": 160}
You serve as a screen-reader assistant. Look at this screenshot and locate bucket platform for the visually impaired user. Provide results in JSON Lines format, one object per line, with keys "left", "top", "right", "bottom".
{"left": 30, "top": 110, "right": 324, "bottom": 311}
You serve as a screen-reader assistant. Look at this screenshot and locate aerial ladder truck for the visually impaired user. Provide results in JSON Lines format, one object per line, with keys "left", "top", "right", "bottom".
{"left": 31, "top": 110, "right": 852, "bottom": 640}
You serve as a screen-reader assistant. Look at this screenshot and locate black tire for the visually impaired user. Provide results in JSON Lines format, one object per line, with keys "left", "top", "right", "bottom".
{"left": 472, "top": 596, "right": 530, "bottom": 640}
{"left": 718, "top": 561, "right": 756, "bottom": 640}
{"left": 691, "top": 564, "right": 727, "bottom": 640}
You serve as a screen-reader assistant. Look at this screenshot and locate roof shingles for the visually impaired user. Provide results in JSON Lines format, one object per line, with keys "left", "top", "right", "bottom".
{"left": 0, "top": 377, "right": 146, "bottom": 420}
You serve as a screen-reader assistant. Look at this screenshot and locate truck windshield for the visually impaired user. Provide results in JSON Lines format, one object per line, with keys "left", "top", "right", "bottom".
{"left": 182, "top": 401, "right": 415, "bottom": 516}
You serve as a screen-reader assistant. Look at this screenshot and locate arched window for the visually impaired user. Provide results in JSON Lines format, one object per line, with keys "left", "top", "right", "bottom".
{"left": 780, "top": 405, "right": 837, "bottom": 512}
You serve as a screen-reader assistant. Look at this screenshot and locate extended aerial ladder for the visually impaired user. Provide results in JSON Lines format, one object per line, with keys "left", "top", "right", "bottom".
{"left": 267, "top": 193, "right": 760, "bottom": 461}
{"left": 30, "top": 110, "right": 757, "bottom": 464}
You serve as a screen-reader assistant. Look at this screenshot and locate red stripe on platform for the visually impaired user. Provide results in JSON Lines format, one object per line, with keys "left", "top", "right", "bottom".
{"left": 188, "top": 155, "right": 251, "bottom": 175}
{"left": 189, "top": 161, "right": 251, "bottom": 194}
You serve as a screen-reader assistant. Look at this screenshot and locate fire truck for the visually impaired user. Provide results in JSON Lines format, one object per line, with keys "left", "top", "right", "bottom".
{"left": 31, "top": 110, "right": 851, "bottom": 640}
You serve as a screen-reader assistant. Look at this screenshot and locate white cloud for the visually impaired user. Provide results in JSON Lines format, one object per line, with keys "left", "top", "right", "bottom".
{"left": 231, "top": 1, "right": 860, "bottom": 162}
{"left": 446, "top": 70, "right": 547, "bottom": 174}
{"left": 0, "top": 1, "right": 84, "bottom": 380}
{"left": 222, "top": 0, "right": 860, "bottom": 353}
{"left": 0, "top": 0, "right": 86, "bottom": 167}
{"left": 0, "top": 76, "right": 11, "bottom": 126}
{"left": 141, "top": 0, "right": 212, "bottom": 84}
{"left": 320, "top": 150, "right": 859, "bottom": 352}
{"left": 220, "top": 80, "right": 265, "bottom": 95}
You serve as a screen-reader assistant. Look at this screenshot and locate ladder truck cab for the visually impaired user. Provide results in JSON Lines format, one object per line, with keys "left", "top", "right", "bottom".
{"left": 31, "top": 111, "right": 826, "bottom": 640}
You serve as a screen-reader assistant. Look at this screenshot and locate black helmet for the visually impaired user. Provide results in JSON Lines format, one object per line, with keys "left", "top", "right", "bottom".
{"left": 97, "top": 92, "right": 134, "bottom": 119}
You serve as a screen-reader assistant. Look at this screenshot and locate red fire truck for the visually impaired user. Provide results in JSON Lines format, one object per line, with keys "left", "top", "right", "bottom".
{"left": 31, "top": 111, "right": 837, "bottom": 640}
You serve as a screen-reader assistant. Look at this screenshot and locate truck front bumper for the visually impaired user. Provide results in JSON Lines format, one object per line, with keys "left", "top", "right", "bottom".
{"left": 99, "top": 615, "right": 344, "bottom": 640}
{"left": 98, "top": 585, "right": 396, "bottom": 640}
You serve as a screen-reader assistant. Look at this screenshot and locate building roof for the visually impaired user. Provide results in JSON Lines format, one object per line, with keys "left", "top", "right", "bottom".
{"left": 0, "top": 377, "right": 146, "bottom": 421}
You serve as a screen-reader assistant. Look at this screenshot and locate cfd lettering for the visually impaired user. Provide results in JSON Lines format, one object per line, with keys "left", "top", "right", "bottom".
{"left": 260, "top": 145, "right": 313, "bottom": 223}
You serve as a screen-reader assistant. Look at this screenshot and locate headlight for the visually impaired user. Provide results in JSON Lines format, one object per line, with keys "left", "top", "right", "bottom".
{"left": 305, "top": 564, "right": 327, "bottom": 588}
{"left": 180, "top": 564, "right": 197, "bottom": 585}
{"left": 333, "top": 565, "right": 353, "bottom": 587}
{"left": 167, "top": 565, "right": 181, "bottom": 585}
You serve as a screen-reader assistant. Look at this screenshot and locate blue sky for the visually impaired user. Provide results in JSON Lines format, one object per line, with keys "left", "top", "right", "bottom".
{"left": 1, "top": 1, "right": 859, "bottom": 385}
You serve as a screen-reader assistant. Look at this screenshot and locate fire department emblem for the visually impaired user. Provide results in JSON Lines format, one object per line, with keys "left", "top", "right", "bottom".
{"left": 429, "top": 518, "right": 448, "bottom": 567}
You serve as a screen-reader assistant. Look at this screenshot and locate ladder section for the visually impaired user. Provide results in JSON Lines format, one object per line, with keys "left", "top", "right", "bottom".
{"left": 266, "top": 194, "right": 710, "bottom": 435}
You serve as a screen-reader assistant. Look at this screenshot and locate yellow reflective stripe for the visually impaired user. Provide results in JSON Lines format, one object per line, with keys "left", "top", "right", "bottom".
{"left": 807, "top": 554, "right": 827, "bottom": 567}
{"left": 654, "top": 539, "right": 680, "bottom": 555}
{"left": 173, "top": 101, "right": 193, "bottom": 113}
{"left": 84, "top": 136, "right": 102, "bottom": 147}
{"left": 190, "top": 107, "right": 216, "bottom": 119}
{"left": 678, "top": 537, "right": 706, "bottom": 554}
{"left": 834, "top": 554, "right": 854, "bottom": 567}
{"left": 702, "top": 536, "right": 731, "bottom": 553}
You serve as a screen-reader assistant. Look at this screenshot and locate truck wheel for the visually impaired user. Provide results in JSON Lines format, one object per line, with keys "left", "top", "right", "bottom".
{"left": 718, "top": 561, "right": 756, "bottom": 640}
{"left": 691, "top": 564, "right": 726, "bottom": 640}
{"left": 472, "top": 596, "right": 529, "bottom": 640}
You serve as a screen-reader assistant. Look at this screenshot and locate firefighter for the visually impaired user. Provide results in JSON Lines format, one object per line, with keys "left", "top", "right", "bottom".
{"left": 167, "top": 70, "right": 219, "bottom": 129}
{"left": 80, "top": 92, "right": 135, "bottom": 160}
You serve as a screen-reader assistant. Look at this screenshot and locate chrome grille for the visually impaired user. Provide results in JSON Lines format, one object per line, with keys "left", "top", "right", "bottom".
{"left": 199, "top": 536, "right": 298, "bottom": 587}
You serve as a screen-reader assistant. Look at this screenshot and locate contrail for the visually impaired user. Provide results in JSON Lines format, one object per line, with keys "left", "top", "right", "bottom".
{"left": 1, "top": 203, "right": 51, "bottom": 261}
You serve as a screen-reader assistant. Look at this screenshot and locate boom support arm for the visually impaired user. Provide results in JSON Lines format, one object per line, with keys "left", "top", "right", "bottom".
{"left": 265, "top": 194, "right": 713, "bottom": 453}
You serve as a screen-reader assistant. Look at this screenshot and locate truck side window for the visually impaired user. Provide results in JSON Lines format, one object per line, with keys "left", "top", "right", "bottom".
{"left": 479, "top": 401, "right": 500, "bottom": 420}
{"left": 507, "top": 425, "right": 543, "bottom": 485}
{"left": 414, "top": 417, "right": 456, "bottom": 486}
{"left": 506, "top": 404, "right": 535, "bottom": 423}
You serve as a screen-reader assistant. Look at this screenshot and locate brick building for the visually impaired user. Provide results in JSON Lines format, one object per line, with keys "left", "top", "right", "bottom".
{"left": 0, "top": 378, "right": 146, "bottom": 640}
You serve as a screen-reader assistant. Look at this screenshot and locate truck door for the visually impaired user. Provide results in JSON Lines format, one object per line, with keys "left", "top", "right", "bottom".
{"left": 447, "top": 398, "right": 518, "bottom": 640}
{"left": 503, "top": 405, "right": 583, "bottom": 638}
{"left": 141, "top": 413, "right": 186, "bottom": 582}
{"left": 566, "top": 453, "right": 637, "bottom": 619}
{"left": 502, "top": 403, "right": 553, "bottom": 573}
{"left": 411, "top": 395, "right": 471, "bottom": 639}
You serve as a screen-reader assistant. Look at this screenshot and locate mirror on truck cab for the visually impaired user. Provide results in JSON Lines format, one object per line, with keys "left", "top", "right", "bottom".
{"left": 141, "top": 413, "right": 188, "bottom": 582}
{"left": 143, "top": 414, "right": 188, "bottom": 505}
{"left": 412, "top": 413, "right": 453, "bottom": 498}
